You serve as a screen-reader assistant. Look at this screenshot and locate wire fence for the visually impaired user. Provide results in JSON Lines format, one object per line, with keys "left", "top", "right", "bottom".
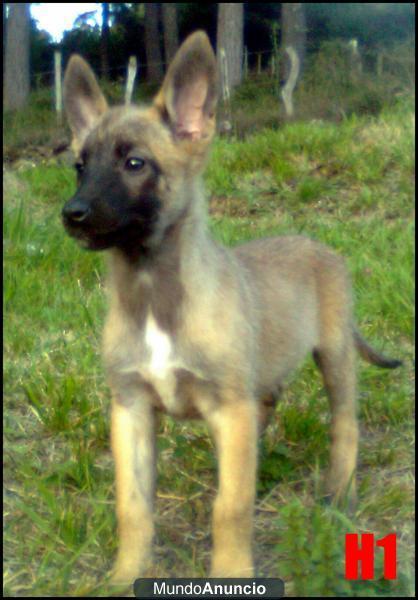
{"left": 32, "top": 49, "right": 273, "bottom": 88}
{"left": 31, "top": 41, "right": 414, "bottom": 124}
{"left": 32, "top": 42, "right": 414, "bottom": 83}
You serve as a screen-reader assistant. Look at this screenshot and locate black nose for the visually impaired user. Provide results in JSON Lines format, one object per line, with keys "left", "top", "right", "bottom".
{"left": 62, "top": 197, "right": 91, "bottom": 224}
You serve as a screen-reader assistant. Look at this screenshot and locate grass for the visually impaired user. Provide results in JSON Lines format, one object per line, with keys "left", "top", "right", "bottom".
{"left": 3, "top": 95, "right": 414, "bottom": 596}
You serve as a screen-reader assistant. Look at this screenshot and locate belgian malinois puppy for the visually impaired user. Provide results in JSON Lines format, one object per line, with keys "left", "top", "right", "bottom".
{"left": 62, "top": 31, "right": 401, "bottom": 582}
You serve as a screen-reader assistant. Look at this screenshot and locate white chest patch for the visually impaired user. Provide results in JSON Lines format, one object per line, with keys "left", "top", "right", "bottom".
{"left": 142, "top": 312, "right": 180, "bottom": 413}
{"left": 144, "top": 312, "right": 173, "bottom": 376}
{"left": 118, "top": 312, "right": 195, "bottom": 415}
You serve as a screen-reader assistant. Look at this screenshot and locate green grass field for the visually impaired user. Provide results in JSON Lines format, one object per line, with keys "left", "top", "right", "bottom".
{"left": 4, "top": 95, "right": 414, "bottom": 596}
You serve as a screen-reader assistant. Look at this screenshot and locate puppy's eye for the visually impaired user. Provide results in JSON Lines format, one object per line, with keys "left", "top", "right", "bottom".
{"left": 74, "top": 162, "right": 85, "bottom": 175}
{"left": 125, "top": 157, "right": 145, "bottom": 171}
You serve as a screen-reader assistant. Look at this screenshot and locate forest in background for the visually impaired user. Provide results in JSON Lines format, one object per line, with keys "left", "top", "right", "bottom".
{"left": 28, "top": 3, "right": 415, "bottom": 79}
{"left": 4, "top": 4, "right": 415, "bottom": 97}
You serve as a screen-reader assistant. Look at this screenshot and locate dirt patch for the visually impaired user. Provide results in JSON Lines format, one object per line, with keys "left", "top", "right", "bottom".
{"left": 4, "top": 139, "right": 72, "bottom": 169}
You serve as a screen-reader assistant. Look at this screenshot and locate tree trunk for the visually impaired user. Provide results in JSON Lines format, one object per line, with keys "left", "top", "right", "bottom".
{"left": 281, "top": 3, "right": 306, "bottom": 81}
{"left": 4, "top": 3, "right": 30, "bottom": 111}
{"left": 162, "top": 3, "right": 178, "bottom": 66}
{"left": 3, "top": 3, "right": 7, "bottom": 74}
{"left": 144, "top": 3, "right": 163, "bottom": 82}
{"left": 217, "top": 3, "right": 244, "bottom": 95}
{"left": 100, "top": 2, "right": 110, "bottom": 78}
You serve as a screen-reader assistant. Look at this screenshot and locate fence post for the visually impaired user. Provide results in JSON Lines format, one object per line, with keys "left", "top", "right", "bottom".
{"left": 219, "top": 47, "right": 232, "bottom": 134}
{"left": 243, "top": 46, "right": 248, "bottom": 79}
{"left": 348, "top": 38, "right": 362, "bottom": 81}
{"left": 54, "top": 49, "right": 62, "bottom": 124}
{"left": 281, "top": 46, "right": 299, "bottom": 118}
{"left": 125, "top": 56, "right": 138, "bottom": 105}
{"left": 257, "top": 53, "right": 262, "bottom": 75}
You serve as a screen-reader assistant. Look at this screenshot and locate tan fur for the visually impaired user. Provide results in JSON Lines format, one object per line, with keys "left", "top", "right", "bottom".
{"left": 62, "top": 31, "right": 401, "bottom": 583}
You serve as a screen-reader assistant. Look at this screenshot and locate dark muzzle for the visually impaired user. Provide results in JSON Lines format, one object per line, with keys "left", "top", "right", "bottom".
{"left": 62, "top": 196, "right": 92, "bottom": 226}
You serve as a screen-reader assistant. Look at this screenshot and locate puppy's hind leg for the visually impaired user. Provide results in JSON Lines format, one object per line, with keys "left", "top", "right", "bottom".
{"left": 258, "top": 386, "right": 282, "bottom": 434}
{"left": 313, "top": 335, "right": 359, "bottom": 507}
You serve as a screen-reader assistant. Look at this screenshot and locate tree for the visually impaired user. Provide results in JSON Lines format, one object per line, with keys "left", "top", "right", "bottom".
{"left": 217, "top": 3, "right": 243, "bottom": 96}
{"left": 4, "top": 3, "right": 30, "bottom": 110}
{"left": 100, "top": 2, "right": 110, "bottom": 78}
{"left": 3, "top": 3, "right": 6, "bottom": 71}
{"left": 144, "top": 3, "right": 163, "bottom": 82}
{"left": 162, "top": 3, "right": 178, "bottom": 65}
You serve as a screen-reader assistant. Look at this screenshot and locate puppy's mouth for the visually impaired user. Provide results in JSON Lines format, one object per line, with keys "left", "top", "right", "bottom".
{"left": 63, "top": 216, "right": 158, "bottom": 251}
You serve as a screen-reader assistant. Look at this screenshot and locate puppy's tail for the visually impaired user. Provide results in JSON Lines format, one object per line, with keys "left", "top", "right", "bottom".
{"left": 353, "top": 328, "right": 402, "bottom": 369}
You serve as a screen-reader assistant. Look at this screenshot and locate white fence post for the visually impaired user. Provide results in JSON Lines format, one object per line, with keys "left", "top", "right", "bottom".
{"left": 219, "top": 47, "right": 232, "bottom": 134}
{"left": 125, "top": 56, "right": 138, "bottom": 105}
{"left": 220, "top": 48, "right": 230, "bottom": 105}
{"left": 281, "top": 46, "right": 300, "bottom": 118}
{"left": 54, "top": 49, "right": 62, "bottom": 123}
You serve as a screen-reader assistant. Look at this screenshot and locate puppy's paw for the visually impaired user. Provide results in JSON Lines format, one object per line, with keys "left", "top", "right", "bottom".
{"left": 110, "top": 557, "right": 146, "bottom": 586}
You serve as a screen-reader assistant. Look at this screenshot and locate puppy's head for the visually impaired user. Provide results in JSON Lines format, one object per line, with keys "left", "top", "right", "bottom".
{"left": 62, "top": 31, "right": 218, "bottom": 252}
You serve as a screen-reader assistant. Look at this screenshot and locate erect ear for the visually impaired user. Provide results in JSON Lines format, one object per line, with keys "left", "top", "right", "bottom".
{"left": 63, "top": 54, "right": 108, "bottom": 151}
{"left": 153, "top": 31, "right": 218, "bottom": 142}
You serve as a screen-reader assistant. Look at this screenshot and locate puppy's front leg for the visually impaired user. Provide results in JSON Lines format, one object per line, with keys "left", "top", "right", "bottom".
{"left": 207, "top": 398, "right": 258, "bottom": 577}
{"left": 110, "top": 394, "right": 156, "bottom": 584}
